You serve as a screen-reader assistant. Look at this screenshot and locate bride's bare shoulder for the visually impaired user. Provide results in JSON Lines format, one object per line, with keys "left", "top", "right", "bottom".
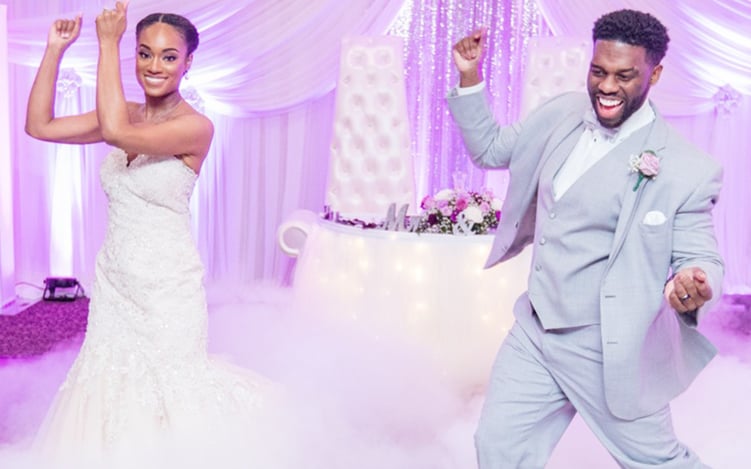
{"left": 177, "top": 105, "right": 214, "bottom": 133}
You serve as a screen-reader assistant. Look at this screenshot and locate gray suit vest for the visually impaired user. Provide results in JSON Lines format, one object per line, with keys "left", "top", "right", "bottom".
{"left": 526, "top": 143, "right": 629, "bottom": 329}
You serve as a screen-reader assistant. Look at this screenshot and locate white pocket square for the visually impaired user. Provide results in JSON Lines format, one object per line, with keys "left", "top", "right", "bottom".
{"left": 642, "top": 210, "right": 667, "bottom": 226}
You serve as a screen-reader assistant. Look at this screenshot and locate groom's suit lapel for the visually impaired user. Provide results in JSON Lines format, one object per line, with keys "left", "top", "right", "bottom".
{"left": 540, "top": 112, "right": 584, "bottom": 180}
{"left": 499, "top": 110, "right": 582, "bottom": 261}
{"left": 605, "top": 111, "right": 670, "bottom": 272}
{"left": 524, "top": 110, "right": 584, "bottom": 205}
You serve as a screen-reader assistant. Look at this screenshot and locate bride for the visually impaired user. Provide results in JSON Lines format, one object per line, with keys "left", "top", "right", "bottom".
{"left": 25, "top": 3, "right": 291, "bottom": 468}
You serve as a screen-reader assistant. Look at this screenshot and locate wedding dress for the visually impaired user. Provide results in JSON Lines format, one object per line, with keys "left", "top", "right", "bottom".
{"left": 32, "top": 149, "right": 290, "bottom": 469}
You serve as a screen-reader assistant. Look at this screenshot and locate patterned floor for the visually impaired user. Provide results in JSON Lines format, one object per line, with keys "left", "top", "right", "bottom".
{"left": 2, "top": 294, "right": 748, "bottom": 359}
{"left": 0, "top": 298, "right": 88, "bottom": 358}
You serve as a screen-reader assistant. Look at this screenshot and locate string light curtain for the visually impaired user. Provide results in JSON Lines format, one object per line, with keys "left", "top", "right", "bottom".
{"left": 388, "top": 0, "right": 550, "bottom": 198}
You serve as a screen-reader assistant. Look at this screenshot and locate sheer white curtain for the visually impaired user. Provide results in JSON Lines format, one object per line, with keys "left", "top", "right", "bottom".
{"left": 193, "top": 100, "right": 336, "bottom": 286}
{"left": 0, "top": 4, "right": 13, "bottom": 307}
{"left": 536, "top": 0, "right": 751, "bottom": 293}
{"left": 6, "top": 0, "right": 406, "bottom": 114}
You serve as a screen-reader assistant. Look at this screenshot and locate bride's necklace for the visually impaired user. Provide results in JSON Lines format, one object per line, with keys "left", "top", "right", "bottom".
{"left": 144, "top": 98, "right": 184, "bottom": 123}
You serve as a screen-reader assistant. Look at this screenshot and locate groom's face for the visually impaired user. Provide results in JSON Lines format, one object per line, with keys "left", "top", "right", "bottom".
{"left": 587, "top": 39, "right": 663, "bottom": 128}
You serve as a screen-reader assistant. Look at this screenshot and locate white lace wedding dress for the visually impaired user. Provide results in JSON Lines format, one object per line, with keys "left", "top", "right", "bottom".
{"left": 32, "top": 150, "right": 291, "bottom": 469}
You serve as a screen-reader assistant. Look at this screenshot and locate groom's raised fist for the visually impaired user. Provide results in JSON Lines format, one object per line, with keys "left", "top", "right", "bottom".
{"left": 452, "top": 28, "right": 487, "bottom": 87}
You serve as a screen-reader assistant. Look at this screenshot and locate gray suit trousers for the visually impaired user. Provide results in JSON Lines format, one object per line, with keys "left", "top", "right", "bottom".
{"left": 475, "top": 302, "right": 710, "bottom": 469}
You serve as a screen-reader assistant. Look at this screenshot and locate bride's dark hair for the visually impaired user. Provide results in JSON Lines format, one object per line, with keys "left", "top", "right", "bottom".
{"left": 136, "top": 13, "right": 199, "bottom": 55}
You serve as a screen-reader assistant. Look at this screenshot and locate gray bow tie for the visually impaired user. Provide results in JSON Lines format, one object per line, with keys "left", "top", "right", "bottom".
{"left": 582, "top": 110, "right": 619, "bottom": 141}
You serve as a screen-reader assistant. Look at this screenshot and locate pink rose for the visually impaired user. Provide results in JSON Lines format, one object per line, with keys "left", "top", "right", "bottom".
{"left": 638, "top": 151, "right": 660, "bottom": 177}
{"left": 630, "top": 150, "right": 660, "bottom": 191}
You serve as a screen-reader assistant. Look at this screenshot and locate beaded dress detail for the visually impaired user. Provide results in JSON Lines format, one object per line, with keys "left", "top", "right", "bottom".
{"left": 33, "top": 149, "right": 281, "bottom": 468}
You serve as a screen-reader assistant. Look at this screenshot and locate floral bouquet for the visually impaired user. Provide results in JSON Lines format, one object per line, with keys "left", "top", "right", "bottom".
{"left": 415, "top": 188, "right": 502, "bottom": 235}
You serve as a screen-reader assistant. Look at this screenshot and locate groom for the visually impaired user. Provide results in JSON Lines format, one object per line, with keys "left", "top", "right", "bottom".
{"left": 447, "top": 9, "right": 723, "bottom": 468}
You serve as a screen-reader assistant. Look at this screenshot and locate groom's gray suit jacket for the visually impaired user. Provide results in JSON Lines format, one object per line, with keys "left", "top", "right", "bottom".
{"left": 447, "top": 90, "right": 724, "bottom": 420}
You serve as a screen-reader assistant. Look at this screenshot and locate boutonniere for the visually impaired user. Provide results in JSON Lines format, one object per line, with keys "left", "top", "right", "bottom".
{"left": 629, "top": 150, "right": 660, "bottom": 191}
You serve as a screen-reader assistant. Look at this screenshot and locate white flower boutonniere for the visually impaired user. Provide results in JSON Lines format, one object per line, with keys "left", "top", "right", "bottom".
{"left": 629, "top": 150, "right": 660, "bottom": 191}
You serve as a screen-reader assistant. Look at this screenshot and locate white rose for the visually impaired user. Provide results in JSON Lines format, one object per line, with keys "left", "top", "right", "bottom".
{"left": 491, "top": 198, "right": 503, "bottom": 211}
{"left": 434, "top": 189, "right": 455, "bottom": 201}
{"left": 462, "top": 205, "right": 484, "bottom": 223}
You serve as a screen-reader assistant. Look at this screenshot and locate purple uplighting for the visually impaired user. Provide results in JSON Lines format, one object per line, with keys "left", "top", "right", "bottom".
{"left": 1, "top": 0, "right": 750, "bottom": 468}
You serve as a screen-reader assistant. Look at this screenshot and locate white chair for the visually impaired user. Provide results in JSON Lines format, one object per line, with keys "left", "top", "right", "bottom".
{"left": 325, "top": 35, "right": 415, "bottom": 218}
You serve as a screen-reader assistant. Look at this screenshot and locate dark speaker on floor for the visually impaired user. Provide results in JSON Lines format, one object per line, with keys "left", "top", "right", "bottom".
{"left": 43, "top": 277, "right": 84, "bottom": 302}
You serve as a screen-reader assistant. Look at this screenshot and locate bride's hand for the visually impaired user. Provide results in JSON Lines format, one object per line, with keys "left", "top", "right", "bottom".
{"left": 95, "top": 1, "right": 129, "bottom": 44}
{"left": 47, "top": 15, "right": 82, "bottom": 53}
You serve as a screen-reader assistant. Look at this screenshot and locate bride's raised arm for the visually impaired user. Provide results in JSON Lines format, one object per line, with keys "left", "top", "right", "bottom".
{"left": 25, "top": 15, "right": 103, "bottom": 144}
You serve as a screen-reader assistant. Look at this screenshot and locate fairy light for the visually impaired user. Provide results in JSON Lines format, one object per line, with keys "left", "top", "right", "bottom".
{"left": 291, "top": 220, "right": 532, "bottom": 389}
{"left": 386, "top": 0, "right": 550, "bottom": 199}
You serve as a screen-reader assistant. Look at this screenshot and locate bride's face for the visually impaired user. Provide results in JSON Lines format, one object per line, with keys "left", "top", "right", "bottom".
{"left": 135, "top": 23, "right": 193, "bottom": 98}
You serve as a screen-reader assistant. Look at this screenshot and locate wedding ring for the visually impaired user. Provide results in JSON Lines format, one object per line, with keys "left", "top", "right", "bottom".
{"left": 679, "top": 293, "right": 691, "bottom": 302}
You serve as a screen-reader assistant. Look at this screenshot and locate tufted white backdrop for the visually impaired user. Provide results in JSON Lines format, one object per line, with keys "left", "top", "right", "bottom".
{"left": 518, "top": 37, "right": 589, "bottom": 120}
{"left": 326, "top": 36, "right": 415, "bottom": 217}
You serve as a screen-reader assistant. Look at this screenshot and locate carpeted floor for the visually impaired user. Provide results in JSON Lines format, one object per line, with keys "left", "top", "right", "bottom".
{"left": 2, "top": 294, "right": 748, "bottom": 360}
{"left": 0, "top": 298, "right": 88, "bottom": 358}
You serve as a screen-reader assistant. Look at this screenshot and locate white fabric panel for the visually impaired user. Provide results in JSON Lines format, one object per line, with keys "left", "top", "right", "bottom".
{"left": 327, "top": 36, "right": 415, "bottom": 216}
{"left": 0, "top": 4, "right": 15, "bottom": 309}
{"left": 4, "top": 0, "right": 406, "bottom": 116}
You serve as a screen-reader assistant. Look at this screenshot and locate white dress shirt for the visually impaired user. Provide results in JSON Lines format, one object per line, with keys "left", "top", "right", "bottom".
{"left": 553, "top": 100, "right": 655, "bottom": 200}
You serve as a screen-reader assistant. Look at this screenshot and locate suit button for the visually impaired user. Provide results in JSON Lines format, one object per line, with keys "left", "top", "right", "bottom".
{"left": 549, "top": 212, "right": 556, "bottom": 219}
{"left": 539, "top": 237, "right": 546, "bottom": 245}
{"left": 535, "top": 264, "right": 542, "bottom": 271}
{"left": 514, "top": 221, "right": 519, "bottom": 228}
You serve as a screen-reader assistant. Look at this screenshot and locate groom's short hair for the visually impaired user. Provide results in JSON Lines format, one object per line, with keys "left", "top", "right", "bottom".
{"left": 592, "top": 9, "right": 670, "bottom": 66}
